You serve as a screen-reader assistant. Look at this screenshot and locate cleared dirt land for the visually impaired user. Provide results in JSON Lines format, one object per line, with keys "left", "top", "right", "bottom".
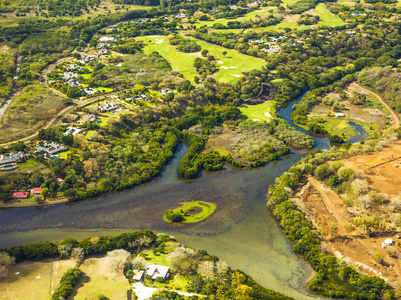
{"left": 292, "top": 142, "right": 401, "bottom": 288}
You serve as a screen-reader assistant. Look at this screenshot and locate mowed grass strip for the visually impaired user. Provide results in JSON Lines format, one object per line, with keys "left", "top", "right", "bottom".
{"left": 163, "top": 200, "right": 217, "bottom": 223}
{"left": 135, "top": 35, "right": 265, "bottom": 84}
{"left": 240, "top": 101, "right": 277, "bottom": 121}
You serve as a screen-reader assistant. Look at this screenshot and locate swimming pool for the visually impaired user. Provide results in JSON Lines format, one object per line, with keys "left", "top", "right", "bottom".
{"left": 3, "top": 165, "right": 15, "bottom": 169}
{"left": 97, "top": 121, "right": 102, "bottom": 124}
{"left": 49, "top": 156, "right": 58, "bottom": 159}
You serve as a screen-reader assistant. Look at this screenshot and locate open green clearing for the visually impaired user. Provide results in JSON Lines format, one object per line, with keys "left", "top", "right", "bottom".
{"left": 163, "top": 200, "right": 217, "bottom": 223}
{"left": 240, "top": 101, "right": 277, "bottom": 121}
{"left": 214, "top": 3, "right": 343, "bottom": 33}
{"left": 193, "top": 6, "right": 277, "bottom": 28}
{"left": 136, "top": 35, "right": 265, "bottom": 84}
{"left": 18, "top": 159, "right": 38, "bottom": 169}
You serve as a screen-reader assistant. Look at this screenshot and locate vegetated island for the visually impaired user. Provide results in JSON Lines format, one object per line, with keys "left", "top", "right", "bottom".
{"left": 163, "top": 201, "right": 216, "bottom": 223}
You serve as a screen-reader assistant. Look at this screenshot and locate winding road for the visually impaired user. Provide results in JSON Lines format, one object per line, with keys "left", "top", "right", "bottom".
{"left": 354, "top": 83, "right": 400, "bottom": 128}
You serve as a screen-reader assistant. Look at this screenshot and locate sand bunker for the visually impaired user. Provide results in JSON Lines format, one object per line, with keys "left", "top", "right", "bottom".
{"left": 217, "top": 60, "right": 224, "bottom": 64}
{"left": 229, "top": 66, "right": 238, "bottom": 69}
{"left": 220, "top": 66, "right": 229, "bottom": 69}
{"left": 155, "top": 39, "right": 165, "bottom": 44}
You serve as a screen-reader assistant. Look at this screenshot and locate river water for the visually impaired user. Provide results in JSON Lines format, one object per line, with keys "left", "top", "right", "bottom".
{"left": 0, "top": 93, "right": 368, "bottom": 299}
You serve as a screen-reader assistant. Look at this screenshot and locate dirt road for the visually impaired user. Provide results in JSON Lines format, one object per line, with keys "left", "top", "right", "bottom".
{"left": 355, "top": 83, "right": 400, "bottom": 128}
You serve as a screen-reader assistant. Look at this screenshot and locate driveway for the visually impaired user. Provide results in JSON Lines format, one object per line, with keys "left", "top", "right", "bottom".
{"left": 132, "top": 282, "right": 201, "bottom": 300}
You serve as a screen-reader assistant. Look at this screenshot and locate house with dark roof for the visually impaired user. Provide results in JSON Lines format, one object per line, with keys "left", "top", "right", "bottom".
{"left": 0, "top": 152, "right": 28, "bottom": 166}
{"left": 34, "top": 142, "right": 66, "bottom": 156}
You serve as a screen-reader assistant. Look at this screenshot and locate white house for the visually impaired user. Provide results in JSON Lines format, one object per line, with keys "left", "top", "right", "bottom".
{"left": 64, "top": 127, "right": 83, "bottom": 136}
{"left": 99, "top": 36, "right": 117, "bottom": 43}
{"left": 144, "top": 263, "right": 170, "bottom": 281}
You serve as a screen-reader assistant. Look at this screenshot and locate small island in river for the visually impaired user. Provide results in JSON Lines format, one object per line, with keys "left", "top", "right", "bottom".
{"left": 163, "top": 201, "right": 216, "bottom": 223}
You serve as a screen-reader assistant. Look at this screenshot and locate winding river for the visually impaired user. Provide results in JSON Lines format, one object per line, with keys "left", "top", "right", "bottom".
{"left": 0, "top": 93, "right": 369, "bottom": 299}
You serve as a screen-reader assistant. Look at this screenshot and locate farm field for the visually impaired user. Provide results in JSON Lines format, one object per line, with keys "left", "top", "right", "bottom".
{"left": 136, "top": 35, "right": 265, "bottom": 84}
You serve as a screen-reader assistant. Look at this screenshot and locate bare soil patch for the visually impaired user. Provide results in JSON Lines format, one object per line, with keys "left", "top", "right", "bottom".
{"left": 343, "top": 141, "right": 401, "bottom": 196}
{"left": 293, "top": 172, "right": 401, "bottom": 287}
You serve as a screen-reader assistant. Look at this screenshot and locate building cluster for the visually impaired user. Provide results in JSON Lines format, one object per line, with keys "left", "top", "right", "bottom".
{"left": 34, "top": 142, "right": 67, "bottom": 157}
{"left": 94, "top": 102, "right": 119, "bottom": 113}
{"left": 248, "top": 38, "right": 267, "bottom": 44}
{"left": 159, "top": 88, "right": 173, "bottom": 96}
{"left": 126, "top": 94, "right": 148, "bottom": 102}
{"left": 0, "top": 152, "right": 30, "bottom": 166}
{"left": 173, "top": 13, "right": 186, "bottom": 18}
{"left": 99, "top": 36, "right": 117, "bottom": 43}
{"left": 133, "top": 263, "right": 170, "bottom": 282}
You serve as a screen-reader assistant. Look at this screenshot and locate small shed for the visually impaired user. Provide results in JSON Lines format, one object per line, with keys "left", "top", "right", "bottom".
{"left": 385, "top": 238, "right": 394, "bottom": 246}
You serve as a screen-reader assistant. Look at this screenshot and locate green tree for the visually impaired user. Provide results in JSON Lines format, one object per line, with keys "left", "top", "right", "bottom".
{"left": 314, "top": 165, "right": 330, "bottom": 181}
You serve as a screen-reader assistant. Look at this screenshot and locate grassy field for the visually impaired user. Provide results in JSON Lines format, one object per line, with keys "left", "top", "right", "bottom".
{"left": 72, "top": 256, "right": 130, "bottom": 300}
{"left": 0, "top": 1, "right": 152, "bottom": 26}
{"left": 240, "top": 101, "right": 277, "bottom": 121}
{"left": 163, "top": 201, "right": 217, "bottom": 223}
{"left": 213, "top": 3, "right": 343, "bottom": 33}
{"left": 136, "top": 35, "right": 265, "bottom": 84}
{"left": 0, "top": 258, "right": 76, "bottom": 300}
{"left": 18, "top": 158, "right": 38, "bottom": 169}
{"left": 192, "top": 7, "right": 277, "bottom": 28}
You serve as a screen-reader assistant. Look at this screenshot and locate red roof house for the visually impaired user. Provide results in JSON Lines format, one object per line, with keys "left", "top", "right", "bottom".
{"left": 31, "top": 188, "right": 43, "bottom": 194}
{"left": 56, "top": 178, "right": 64, "bottom": 183}
{"left": 13, "top": 192, "right": 28, "bottom": 199}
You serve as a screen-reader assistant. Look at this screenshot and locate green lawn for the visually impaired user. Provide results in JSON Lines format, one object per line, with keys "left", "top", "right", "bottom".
{"left": 240, "top": 101, "right": 277, "bottom": 121}
{"left": 93, "top": 86, "right": 113, "bottom": 93}
{"left": 135, "top": 35, "right": 265, "bottom": 84}
{"left": 314, "top": 3, "right": 344, "bottom": 27}
{"left": 85, "top": 130, "right": 95, "bottom": 139}
{"left": 18, "top": 159, "right": 38, "bottom": 169}
{"left": 98, "top": 116, "right": 109, "bottom": 127}
{"left": 163, "top": 201, "right": 217, "bottom": 224}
